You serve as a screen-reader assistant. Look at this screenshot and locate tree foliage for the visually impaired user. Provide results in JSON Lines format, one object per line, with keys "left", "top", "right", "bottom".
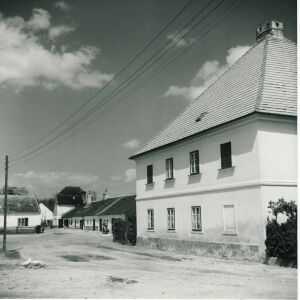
{"left": 265, "top": 198, "right": 297, "bottom": 260}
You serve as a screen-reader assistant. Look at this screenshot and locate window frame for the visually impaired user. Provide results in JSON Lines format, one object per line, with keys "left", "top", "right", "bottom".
{"left": 189, "top": 150, "right": 200, "bottom": 175}
{"left": 220, "top": 142, "right": 232, "bottom": 169}
{"left": 146, "top": 164, "right": 154, "bottom": 184}
{"left": 191, "top": 206, "right": 202, "bottom": 231}
{"left": 165, "top": 158, "right": 174, "bottom": 180}
{"left": 147, "top": 209, "right": 154, "bottom": 230}
{"left": 17, "top": 217, "right": 28, "bottom": 227}
{"left": 167, "top": 208, "right": 175, "bottom": 231}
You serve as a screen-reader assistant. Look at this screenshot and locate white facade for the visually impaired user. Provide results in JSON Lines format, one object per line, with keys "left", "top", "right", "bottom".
{"left": 39, "top": 203, "right": 54, "bottom": 221}
{"left": 53, "top": 204, "right": 75, "bottom": 226}
{"left": 135, "top": 114, "right": 296, "bottom": 259}
{"left": 0, "top": 213, "right": 41, "bottom": 228}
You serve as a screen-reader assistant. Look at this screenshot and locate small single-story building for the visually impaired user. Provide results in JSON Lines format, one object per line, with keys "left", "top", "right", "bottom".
{"left": 62, "top": 194, "right": 136, "bottom": 233}
{"left": 0, "top": 195, "right": 41, "bottom": 233}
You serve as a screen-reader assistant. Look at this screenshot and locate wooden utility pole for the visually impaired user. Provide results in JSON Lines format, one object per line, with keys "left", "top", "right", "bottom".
{"left": 3, "top": 155, "right": 8, "bottom": 252}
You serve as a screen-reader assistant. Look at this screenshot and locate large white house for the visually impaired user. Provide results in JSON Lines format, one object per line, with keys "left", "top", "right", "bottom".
{"left": 129, "top": 21, "right": 297, "bottom": 261}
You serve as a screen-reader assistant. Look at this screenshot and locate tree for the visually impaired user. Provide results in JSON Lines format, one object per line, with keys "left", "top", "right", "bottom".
{"left": 265, "top": 198, "right": 297, "bottom": 260}
{"left": 0, "top": 186, "right": 29, "bottom": 195}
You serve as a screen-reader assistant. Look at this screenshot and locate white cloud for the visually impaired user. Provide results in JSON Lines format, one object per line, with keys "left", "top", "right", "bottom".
{"left": 166, "top": 29, "right": 196, "bottom": 48}
{"left": 27, "top": 8, "right": 51, "bottom": 31}
{"left": 54, "top": 0, "right": 72, "bottom": 11}
{"left": 14, "top": 170, "right": 99, "bottom": 191}
{"left": 123, "top": 139, "right": 141, "bottom": 149}
{"left": 49, "top": 25, "right": 75, "bottom": 40}
{"left": 0, "top": 9, "right": 113, "bottom": 90}
{"left": 124, "top": 168, "right": 136, "bottom": 183}
{"left": 164, "top": 45, "right": 251, "bottom": 100}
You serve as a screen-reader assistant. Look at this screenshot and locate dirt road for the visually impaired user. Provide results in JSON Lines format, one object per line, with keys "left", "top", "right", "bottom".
{"left": 0, "top": 229, "right": 297, "bottom": 298}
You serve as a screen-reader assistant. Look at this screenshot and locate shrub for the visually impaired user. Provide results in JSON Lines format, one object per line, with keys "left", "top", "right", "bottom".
{"left": 265, "top": 198, "right": 297, "bottom": 260}
{"left": 112, "top": 218, "right": 136, "bottom": 245}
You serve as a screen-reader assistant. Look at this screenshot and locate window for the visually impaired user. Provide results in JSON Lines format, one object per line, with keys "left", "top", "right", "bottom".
{"left": 223, "top": 204, "right": 237, "bottom": 233}
{"left": 191, "top": 206, "right": 202, "bottom": 231}
{"left": 147, "top": 164, "right": 153, "bottom": 184}
{"left": 167, "top": 208, "right": 175, "bottom": 230}
{"left": 190, "top": 151, "right": 200, "bottom": 174}
{"left": 17, "top": 218, "right": 28, "bottom": 226}
{"left": 220, "top": 142, "right": 232, "bottom": 169}
{"left": 166, "top": 158, "right": 174, "bottom": 179}
{"left": 147, "top": 209, "right": 154, "bottom": 230}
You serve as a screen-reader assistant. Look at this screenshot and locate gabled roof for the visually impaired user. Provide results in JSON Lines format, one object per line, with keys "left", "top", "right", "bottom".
{"left": 0, "top": 195, "right": 40, "bottom": 214}
{"left": 62, "top": 195, "right": 136, "bottom": 219}
{"left": 130, "top": 36, "right": 296, "bottom": 159}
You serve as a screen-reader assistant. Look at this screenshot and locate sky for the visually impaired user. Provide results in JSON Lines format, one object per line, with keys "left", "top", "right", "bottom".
{"left": 0, "top": 0, "right": 297, "bottom": 198}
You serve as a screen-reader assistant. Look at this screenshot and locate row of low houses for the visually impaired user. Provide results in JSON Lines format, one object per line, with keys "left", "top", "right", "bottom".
{"left": 0, "top": 186, "right": 135, "bottom": 235}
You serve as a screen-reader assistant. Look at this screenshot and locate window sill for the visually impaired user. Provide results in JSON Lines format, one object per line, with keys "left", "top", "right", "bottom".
{"left": 191, "top": 230, "right": 203, "bottom": 234}
{"left": 189, "top": 172, "right": 202, "bottom": 176}
{"left": 147, "top": 229, "right": 155, "bottom": 232}
{"left": 222, "top": 231, "right": 238, "bottom": 236}
{"left": 145, "top": 182, "right": 155, "bottom": 186}
{"left": 165, "top": 178, "right": 175, "bottom": 181}
{"left": 167, "top": 229, "right": 176, "bottom": 233}
{"left": 218, "top": 166, "right": 235, "bottom": 171}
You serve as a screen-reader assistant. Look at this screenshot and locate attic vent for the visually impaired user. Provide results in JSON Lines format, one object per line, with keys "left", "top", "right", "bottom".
{"left": 195, "top": 112, "right": 208, "bottom": 122}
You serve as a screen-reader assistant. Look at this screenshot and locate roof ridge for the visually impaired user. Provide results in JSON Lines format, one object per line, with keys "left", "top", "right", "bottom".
{"left": 255, "top": 38, "right": 269, "bottom": 110}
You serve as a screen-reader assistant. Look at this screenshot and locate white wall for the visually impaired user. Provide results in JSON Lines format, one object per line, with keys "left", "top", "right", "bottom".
{"left": 0, "top": 213, "right": 41, "bottom": 228}
{"left": 39, "top": 203, "right": 53, "bottom": 221}
{"left": 53, "top": 204, "right": 75, "bottom": 226}
{"left": 136, "top": 118, "right": 260, "bottom": 200}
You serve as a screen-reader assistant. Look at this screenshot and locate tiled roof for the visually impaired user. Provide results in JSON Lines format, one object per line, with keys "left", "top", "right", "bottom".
{"left": 61, "top": 195, "right": 136, "bottom": 219}
{"left": 130, "top": 36, "right": 296, "bottom": 159}
{"left": 0, "top": 195, "right": 40, "bottom": 214}
{"left": 99, "top": 195, "right": 136, "bottom": 217}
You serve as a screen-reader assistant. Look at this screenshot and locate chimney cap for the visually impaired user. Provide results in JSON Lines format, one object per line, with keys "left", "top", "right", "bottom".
{"left": 256, "top": 20, "right": 284, "bottom": 41}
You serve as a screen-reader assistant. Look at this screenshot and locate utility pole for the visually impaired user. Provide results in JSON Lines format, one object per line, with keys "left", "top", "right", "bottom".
{"left": 3, "top": 155, "right": 8, "bottom": 252}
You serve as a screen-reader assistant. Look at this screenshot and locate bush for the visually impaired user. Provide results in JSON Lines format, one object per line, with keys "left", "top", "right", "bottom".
{"left": 112, "top": 218, "right": 136, "bottom": 245}
{"left": 265, "top": 198, "right": 297, "bottom": 260}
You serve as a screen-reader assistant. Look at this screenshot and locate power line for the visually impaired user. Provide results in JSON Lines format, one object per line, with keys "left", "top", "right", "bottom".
{"left": 11, "top": 0, "right": 245, "bottom": 166}
{"left": 11, "top": 0, "right": 221, "bottom": 163}
{"left": 10, "top": 0, "right": 195, "bottom": 159}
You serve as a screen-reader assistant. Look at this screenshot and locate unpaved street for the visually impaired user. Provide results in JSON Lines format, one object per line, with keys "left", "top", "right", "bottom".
{"left": 0, "top": 229, "right": 297, "bottom": 298}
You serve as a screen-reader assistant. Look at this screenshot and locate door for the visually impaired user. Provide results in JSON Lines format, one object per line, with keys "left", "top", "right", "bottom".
{"left": 99, "top": 219, "right": 102, "bottom": 231}
{"left": 63, "top": 219, "right": 69, "bottom": 228}
{"left": 58, "top": 219, "right": 63, "bottom": 228}
{"left": 80, "top": 219, "right": 84, "bottom": 230}
{"left": 93, "top": 219, "right": 96, "bottom": 231}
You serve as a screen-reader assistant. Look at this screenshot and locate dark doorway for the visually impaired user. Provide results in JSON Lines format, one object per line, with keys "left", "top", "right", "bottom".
{"left": 80, "top": 219, "right": 84, "bottom": 230}
{"left": 99, "top": 219, "right": 102, "bottom": 231}
{"left": 93, "top": 219, "right": 96, "bottom": 231}
{"left": 63, "top": 219, "right": 69, "bottom": 228}
{"left": 58, "top": 219, "right": 63, "bottom": 228}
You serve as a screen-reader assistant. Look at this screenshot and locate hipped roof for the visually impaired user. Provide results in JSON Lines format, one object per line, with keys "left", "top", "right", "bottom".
{"left": 130, "top": 36, "right": 296, "bottom": 159}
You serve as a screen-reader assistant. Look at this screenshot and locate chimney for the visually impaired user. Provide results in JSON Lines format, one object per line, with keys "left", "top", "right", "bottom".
{"left": 256, "top": 20, "right": 284, "bottom": 42}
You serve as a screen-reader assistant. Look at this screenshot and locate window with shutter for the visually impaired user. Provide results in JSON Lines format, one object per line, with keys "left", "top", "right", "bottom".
{"left": 190, "top": 151, "right": 200, "bottom": 174}
{"left": 220, "top": 142, "right": 232, "bottom": 169}
{"left": 166, "top": 158, "right": 174, "bottom": 179}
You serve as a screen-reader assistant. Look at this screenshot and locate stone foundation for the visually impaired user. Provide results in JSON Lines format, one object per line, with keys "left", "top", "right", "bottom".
{"left": 137, "top": 236, "right": 264, "bottom": 262}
